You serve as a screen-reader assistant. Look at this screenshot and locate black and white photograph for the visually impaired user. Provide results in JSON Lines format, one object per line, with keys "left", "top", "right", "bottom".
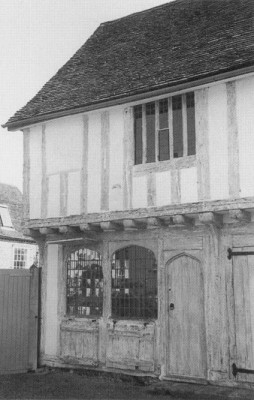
{"left": 1, "top": 0, "right": 254, "bottom": 398}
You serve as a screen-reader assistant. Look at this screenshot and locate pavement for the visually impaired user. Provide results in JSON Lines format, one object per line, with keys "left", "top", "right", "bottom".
{"left": 0, "top": 368, "right": 254, "bottom": 399}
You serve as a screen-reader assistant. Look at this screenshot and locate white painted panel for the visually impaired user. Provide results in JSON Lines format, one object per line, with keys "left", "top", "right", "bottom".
{"left": 236, "top": 76, "right": 254, "bottom": 197}
{"left": 45, "top": 244, "right": 59, "bottom": 356}
{"left": 109, "top": 108, "right": 124, "bottom": 211}
{"left": 156, "top": 170, "right": 171, "bottom": 207}
{"left": 47, "top": 174, "right": 60, "bottom": 217}
{"left": 208, "top": 84, "right": 229, "bottom": 200}
{"left": 132, "top": 176, "right": 147, "bottom": 209}
{"left": 29, "top": 125, "right": 42, "bottom": 219}
{"left": 67, "top": 171, "right": 81, "bottom": 216}
{"left": 46, "top": 115, "right": 83, "bottom": 174}
{"left": 180, "top": 167, "right": 198, "bottom": 203}
{"left": 87, "top": 113, "right": 101, "bottom": 213}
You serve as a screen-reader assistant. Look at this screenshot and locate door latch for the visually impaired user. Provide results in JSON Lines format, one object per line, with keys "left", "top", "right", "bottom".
{"left": 169, "top": 303, "right": 175, "bottom": 310}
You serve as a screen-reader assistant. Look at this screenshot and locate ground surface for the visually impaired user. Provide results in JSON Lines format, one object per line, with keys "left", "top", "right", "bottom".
{"left": 0, "top": 369, "right": 254, "bottom": 400}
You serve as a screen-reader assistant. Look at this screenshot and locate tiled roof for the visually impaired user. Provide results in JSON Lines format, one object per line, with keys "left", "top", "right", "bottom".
{"left": 4, "top": 0, "right": 254, "bottom": 129}
{"left": 0, "top": 183, "right": 34, "bottom": 242}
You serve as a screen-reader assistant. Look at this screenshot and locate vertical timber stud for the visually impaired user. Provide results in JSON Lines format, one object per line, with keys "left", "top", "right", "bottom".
{"left": 182, "top": 94, "right": 188, "bottom": 157}
{"left": 81, "top": 115, "right": 89, "bottom": 214}
{"left": 60, "top": 173, "right": 68, "bottom": 217}
{"left": 227, "top": 81, "right": 240, "bottom": 198}
{"left": 142, "top": 104, "right": 147, "bottom": 164}
{"left": 101, "top": 111, "right": 110, "bottom": 211}
{"left": 171, "top": 169, "right": 181, "bottom": 204}
{"left": 155, "top": 101, "right": 159, "bottom": 161}
{"left": 196, "top": 88, "right": 210, "bottom": 201}
{"left": 41, "top": 124, "right": 47, "bottom": 219}
{"left": 57, "top": 245, "right": 65, "bottom": 357}
{"left": 28, "top": 265, "right": 39, "bottom": 370}
{"left": 158, "top": 236, "right": 165, "bottom": 377}
{"left": 168, "top": 97, "right": 174, "bottom": 160}
{"left": 23, "top": 128, "right": 30, "bottom": 220}
{"left": 39, "top": 240, "right": 47, "bottom": 363}
{"left": 100, "top": 241, "right": 110, "bottom": 364}
{"left": 123, "top": 107, "right": 134, "bottom": 209}
{"left": 147, "top": 173, "right": 156, "bottom": 207}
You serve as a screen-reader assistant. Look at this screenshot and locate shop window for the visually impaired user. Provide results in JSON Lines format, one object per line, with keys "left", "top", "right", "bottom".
{"left": 13, "top": 247, "right": 27, "bottom": 269}
{"left": 111, "top": 246, "right": 157, "bottom": 319}
{"left": 134, "top": 92, "right": 196, "bottom": 164}
{"left": 66, "top": 248, "right": 103, "bottom": 317}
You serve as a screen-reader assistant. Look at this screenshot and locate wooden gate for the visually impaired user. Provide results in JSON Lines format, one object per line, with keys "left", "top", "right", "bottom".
{"left": 166, "top": 254, "right": 207, "bottom": 379}
{"left": 0, "top": 266, "right": 40, "bottom": 373}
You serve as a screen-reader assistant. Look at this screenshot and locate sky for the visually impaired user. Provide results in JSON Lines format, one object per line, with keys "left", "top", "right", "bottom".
{"left": 0, "top": 0, "right": 171, "bottom": 191}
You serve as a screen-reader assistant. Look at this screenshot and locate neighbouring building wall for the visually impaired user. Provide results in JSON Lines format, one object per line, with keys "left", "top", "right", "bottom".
{"left": 0, "top": 241, "right": 37, "bottom": 269}
{"left": 27, "top": 75, "right": 254, "bottom": 220}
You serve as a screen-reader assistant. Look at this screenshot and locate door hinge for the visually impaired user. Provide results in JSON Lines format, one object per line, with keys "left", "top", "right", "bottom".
{"left": 232, "top": 363, "right": 254, "bottom": 377}
{"left": 227, "top": 248, "right": 254, "bottom": 260}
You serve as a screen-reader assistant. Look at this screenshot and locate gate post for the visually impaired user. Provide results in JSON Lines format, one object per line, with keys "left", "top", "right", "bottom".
{"left": 28, "top": 265, "right": 39, "bottom": 370}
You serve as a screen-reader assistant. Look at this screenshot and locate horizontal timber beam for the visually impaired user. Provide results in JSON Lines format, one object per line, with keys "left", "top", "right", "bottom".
{"left": 24, "top": 198, "right": 254, "bottom": 230}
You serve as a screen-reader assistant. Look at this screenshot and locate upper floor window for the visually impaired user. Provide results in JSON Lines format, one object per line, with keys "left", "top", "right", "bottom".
{"left": 66, "top": 248, "right": 103, "bottom": 318}
{"left": 111, "top": 246, "right": 157, "bottom": 319}
{"left": 134, "top": 92, "right": 196, "bottom": 165}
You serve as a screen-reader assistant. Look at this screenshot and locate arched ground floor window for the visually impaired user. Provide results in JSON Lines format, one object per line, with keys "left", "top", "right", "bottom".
{"left": 111, "top": 246, "right": 157, "bottom": 319}
{"left": 66, "top": 248, "right": 103, "bottom": 317}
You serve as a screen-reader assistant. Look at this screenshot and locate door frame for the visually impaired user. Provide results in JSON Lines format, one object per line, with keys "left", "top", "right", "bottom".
{"left": 164, "top": 252, "right": 207, "bottom": 381}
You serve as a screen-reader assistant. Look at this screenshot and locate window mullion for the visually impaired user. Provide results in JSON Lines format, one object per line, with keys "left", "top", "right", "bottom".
{"left": 182, "top": 94, "right": 188, "bottom": 157}
{"left": 168, "top": 97, "right": 173, "bottom": 159}
{"left": 142, "top": 104, "right": 147, "bottom": 164}
{"left": 155, "top": 101, "right": 159, "bottom": 162}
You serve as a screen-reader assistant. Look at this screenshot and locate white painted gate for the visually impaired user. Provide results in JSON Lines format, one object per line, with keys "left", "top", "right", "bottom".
{"left": 166, "top": 254, "right": 207, "bottom": 379}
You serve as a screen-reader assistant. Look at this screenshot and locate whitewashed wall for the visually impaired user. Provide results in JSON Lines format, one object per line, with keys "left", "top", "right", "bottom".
{"left": 0, "top": 241, "right": 37, "bottom": 269}
{"left": 27, "top": 75, "right": 254, "bottom": 219}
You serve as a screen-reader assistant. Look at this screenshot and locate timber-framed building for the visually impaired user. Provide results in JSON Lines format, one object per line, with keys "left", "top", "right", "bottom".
{"left": 3, "top": 0, "right": 254, "bottom": 386}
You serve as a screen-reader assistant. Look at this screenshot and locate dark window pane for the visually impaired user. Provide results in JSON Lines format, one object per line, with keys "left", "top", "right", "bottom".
{"left": 187, "top": 92, "right": 196, "bottom": 155}
{"left": 111, "top": 246, "right": 157, "bottom": 319}
{"left": 159, "top": 99, "right": 168, "bottom": 129}
{"left": 66, "top": 248, "right": 103, "bottom": 317}
{"left": 134, "top": 106, "right": 143, "bottom": 165}
{"left": 146, "top": 102, "right": 155, "bottom": 163}
{"left": 159, "top": 129, "right": 170, "bottom": 161}
{"left": 172, "top": 95, "right": 183, "bottom": 158}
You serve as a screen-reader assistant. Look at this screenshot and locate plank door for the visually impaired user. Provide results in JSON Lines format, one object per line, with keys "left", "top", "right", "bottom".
{"left": 0, "top": 268, "right": 39, "bottom": 373}
{"left": 166, "top": 254, "right": 207, "bottom": 378}
{"left": 232, "top": 249, "right": 254, "bottom": 382}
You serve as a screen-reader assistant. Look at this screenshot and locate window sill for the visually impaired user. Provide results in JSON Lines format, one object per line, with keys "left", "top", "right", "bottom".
{"left": 133, "top": 155, "right": 196, "bottom": 176}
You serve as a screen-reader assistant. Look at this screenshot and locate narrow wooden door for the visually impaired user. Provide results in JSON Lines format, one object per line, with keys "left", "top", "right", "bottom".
{"left": 232, "top": 249, "right": 254, "bottom": 383}
{"left": 166, "top": 254, "right": 206, "bottom": 378}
